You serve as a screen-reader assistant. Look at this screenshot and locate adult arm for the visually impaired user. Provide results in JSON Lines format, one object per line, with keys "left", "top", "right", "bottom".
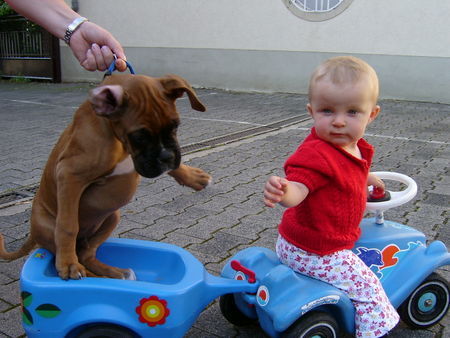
{"left": 6, "top": 0, "right": 127, "bottom": 71}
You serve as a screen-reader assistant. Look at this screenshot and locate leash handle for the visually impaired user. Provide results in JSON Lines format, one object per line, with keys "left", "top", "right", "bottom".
{"left": 104, "top": 57, "right": 135, "bottom": 77}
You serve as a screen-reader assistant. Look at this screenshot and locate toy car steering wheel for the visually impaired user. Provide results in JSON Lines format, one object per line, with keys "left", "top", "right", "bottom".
{"left": 366, "top": 171, "right": 417, "bottom": 212}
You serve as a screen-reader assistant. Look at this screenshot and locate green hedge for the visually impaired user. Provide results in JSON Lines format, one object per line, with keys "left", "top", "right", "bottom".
{"left": 0, "top": 1, "right": 15, "bottom": 17}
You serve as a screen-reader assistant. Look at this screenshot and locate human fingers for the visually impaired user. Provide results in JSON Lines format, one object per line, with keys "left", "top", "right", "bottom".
{"left": 74, "top": 22, "right": 127, "bottom": 72}
{"left": 98, "top": 42, "right": 126, "bottom": 72}
{"left": 371, "top": 176, "right": 385, "bottom": 189}
{"left": 99, "top": 45, "right": 115, "bottom": 69}
{"left": 90, "top": 43, "right": 107, "bottom": 71}
{"left": 263, "top": 184, "right": 284, "bottom": 206}
{"left": 264, "top": 198, "right": 276, "bottom": 208}
{"left": 265, "top": 180, "right": 284, "bottom": 196}
{"left": 99, "top": 28, "right": 127, "bottom": 71}
{"left": 98, "top": 45, "right": 127, "bottom": 72}
{"left": 264, "top": 194, "right": 279, "bottom": 208}
{"left": 102, "top": 32, "right": 126, "bottom": 61}
{"left": 278, "top": 177, "right": 289, "bottom": 189}
{"left": 267, "top": 176, "right": 283, "bottom": 189}
{"left": 80, "top": 48, "right": 97, "bottom": 71}
{"left": 377, "top": 178, "right": 385, "bottom": 189}
{"left": 115, "top": 58, "right": 127, "bottom": 72}
{"left": 93, "top": 45, "right": 127, "bottom": 72}
{"left": 263, "top": 191, "right": 283, "bottom": 207}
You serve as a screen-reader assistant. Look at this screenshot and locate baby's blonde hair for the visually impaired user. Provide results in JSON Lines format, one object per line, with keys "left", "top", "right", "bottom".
{"left": 308, "top": 56, "right": 379, "bottom": 103}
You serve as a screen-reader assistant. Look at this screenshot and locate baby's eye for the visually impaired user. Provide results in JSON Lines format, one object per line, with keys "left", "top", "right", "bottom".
{"left": 322, "top": 109, "right": 333, "bottom": 114}
{"left": 348, "top": 109, "right": 358, "bottom": 115}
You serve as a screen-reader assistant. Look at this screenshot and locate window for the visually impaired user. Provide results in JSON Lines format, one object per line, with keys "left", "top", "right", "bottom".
{"left": 282, "top": 0, "right": 354, "bottom": 21}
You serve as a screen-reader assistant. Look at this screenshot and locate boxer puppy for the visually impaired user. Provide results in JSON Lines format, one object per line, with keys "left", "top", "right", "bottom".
{"left": 0, "top": 73, "right": 211, "bottom": 279}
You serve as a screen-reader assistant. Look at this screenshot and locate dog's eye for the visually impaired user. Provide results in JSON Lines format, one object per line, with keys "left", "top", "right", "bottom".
{"left": 169, "top": 125, "right": 178, "bottom": 136}
{"left": 128, "top": 129, "right": 152, "bottom": 147}
{"left": 170, "top": 120, "right": 179, "bottom": 131}
{"left": 163, "top": 120, "right": 179, "bottom": 136}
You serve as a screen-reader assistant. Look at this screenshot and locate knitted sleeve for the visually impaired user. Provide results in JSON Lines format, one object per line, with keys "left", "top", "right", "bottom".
{"left": 284, "top": 143, "right": 332, "bottom": 192}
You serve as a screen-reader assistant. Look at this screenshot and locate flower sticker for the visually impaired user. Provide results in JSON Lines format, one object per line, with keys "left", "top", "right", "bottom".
{"left": 21, "top": 291, "right": 33, "bottom": 325}
{"left": 34, "top": 252, "right": 47, "bottom": 259}
{"left": 21, "top": 291, "right": 61, "bottom": 326}
{"left": 136, "top": 296, "right": 170, "bottom": 327}
{"left": 256, "top": 286, "right": 270, "bottom": 307}
{"left": 234, "top": 271, "right": 246, "bottom": 281}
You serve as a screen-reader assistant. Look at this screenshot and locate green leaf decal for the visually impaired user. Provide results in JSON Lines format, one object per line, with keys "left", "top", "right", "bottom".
{"left": 22, "top": 307, "right": 33, "bottom": 325}
{"left": 36, "top": 304, "right": 61, "bottom": 318}
{"left": 21, "top": 291, "right": 32, "bottom": 307}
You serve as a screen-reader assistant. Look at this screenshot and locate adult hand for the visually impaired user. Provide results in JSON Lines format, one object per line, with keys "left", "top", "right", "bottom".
{"left": 69, "top": 21, "right": 127, "bottom": 72}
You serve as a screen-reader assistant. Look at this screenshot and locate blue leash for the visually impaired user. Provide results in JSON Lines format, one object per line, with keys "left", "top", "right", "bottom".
{"left": 104, "top": 57, "right": 135, "bottom": 77}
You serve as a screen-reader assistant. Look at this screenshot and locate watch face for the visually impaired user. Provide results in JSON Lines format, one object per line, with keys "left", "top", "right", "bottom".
{"left": 282, "top": 0, "right": 354, "bottom": 21}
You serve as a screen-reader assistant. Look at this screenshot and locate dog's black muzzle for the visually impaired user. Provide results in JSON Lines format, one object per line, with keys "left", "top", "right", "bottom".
{"left": 128, "top": 129, "right": 181, "bottom": 178}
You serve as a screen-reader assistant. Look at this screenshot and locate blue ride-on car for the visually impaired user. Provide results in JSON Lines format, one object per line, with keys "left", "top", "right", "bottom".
{"left": 219, "top": 172, "right": 450, "bottom": 337}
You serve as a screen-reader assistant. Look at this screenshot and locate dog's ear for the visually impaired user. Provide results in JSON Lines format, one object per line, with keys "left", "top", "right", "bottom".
{"left": 89, "top": 85, "right": 126, "bottom": 118}
{"left": 159, "top": 75, "right": 206, "bottom": 112}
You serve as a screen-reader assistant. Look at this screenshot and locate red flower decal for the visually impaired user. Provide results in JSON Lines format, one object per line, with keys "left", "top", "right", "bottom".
{"left": 136, "top": 296, "right": 170, "bottom": 327}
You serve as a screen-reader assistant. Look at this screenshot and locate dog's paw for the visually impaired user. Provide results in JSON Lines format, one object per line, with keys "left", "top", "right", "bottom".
{"left": 57, "top": 262, "right": 87, "bottom": 280}
{"left": 106, "top": 267, "right": 136, "bottom": 280}
{"left": 170, "top": 165, "right": 212, "bottom": 191}
{"left": 185, "top": 168, "right": 212, "bottom": 191}
{"left": 122, "top": 268, "right": 137, "bottom": 281}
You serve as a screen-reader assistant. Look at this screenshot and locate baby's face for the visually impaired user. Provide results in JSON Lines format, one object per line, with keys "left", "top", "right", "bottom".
{"left": 307, "top": 77, "right": 379, "bottom": 153}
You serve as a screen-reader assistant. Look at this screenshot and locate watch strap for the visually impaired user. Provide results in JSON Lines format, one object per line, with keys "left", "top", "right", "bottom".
{"left": 63, "top": 17, "right": 88, "bottom": 45}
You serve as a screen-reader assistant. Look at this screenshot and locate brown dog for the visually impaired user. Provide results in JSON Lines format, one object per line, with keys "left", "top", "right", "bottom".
{"left": 0, "top": 73, "right": 211, "bottom": 279}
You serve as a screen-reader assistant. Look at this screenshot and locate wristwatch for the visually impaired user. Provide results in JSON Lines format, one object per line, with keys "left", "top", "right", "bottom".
{"left": 63, "top": 17, "right": 88, "bottom": 45}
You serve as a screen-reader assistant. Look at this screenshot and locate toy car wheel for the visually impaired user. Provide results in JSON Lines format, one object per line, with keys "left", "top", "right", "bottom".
{"left": 74, "top": 323, "right": 136, "bottom": 338}
{"left": 398, "top": 272, "right": 450, "bottom": 329}
{"left": 282, "top": 311, "right": 339, "bottom": 338}
{"left": 219, "top": 293, "right": 256, "bottom": 326}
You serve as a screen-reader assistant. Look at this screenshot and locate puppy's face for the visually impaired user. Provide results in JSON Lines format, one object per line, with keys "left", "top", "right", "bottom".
{"left": 89, "top": 74, "right": 206, "bottom": 178}
{"left": 127, "top": 123, "right": 181, "bottom": 178}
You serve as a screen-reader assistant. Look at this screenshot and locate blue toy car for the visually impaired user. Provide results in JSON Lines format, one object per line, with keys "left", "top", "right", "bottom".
{"left": 219, "top": 172, "right": 450, "bottom": 337}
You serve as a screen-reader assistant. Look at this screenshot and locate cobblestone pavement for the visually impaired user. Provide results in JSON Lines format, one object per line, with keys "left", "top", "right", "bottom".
{"left": 0, "top": 80, "right": 449, "bottom": 337}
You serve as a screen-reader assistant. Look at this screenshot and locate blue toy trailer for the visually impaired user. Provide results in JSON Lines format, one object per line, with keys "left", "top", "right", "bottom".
{"left": 20, "top": 239, "right": 257, "bottom": 337}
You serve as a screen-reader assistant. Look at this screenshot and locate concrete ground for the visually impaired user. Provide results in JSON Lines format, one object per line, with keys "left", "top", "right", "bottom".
{"left": 0, "top": 79, "right": 448, "bottom": 337}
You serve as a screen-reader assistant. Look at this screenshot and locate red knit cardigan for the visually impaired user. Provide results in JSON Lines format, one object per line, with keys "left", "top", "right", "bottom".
{"left": 278, "top": 128, "right": 374, "bottom": 255}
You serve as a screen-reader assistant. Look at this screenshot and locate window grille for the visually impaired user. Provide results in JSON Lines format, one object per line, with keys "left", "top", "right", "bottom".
{"left": 292, "top": 0, "right": 344, "bottom": 13}
{"left": 282, "top": 0, "right": 353, "bottom": 21}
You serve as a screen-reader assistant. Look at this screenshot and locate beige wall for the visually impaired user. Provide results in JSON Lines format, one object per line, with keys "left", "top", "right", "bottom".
{"left": 61, "top": 0, "right": 450, "bottom": 103}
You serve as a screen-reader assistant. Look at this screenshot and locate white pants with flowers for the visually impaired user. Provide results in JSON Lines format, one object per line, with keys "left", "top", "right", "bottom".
{"left": 276, "top": 235, "right": 399, "bottom": 337}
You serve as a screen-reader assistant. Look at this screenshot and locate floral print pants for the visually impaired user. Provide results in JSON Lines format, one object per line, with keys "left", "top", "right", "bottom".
{"left": 276, "top": 235, "right": 399, "bottom": 337}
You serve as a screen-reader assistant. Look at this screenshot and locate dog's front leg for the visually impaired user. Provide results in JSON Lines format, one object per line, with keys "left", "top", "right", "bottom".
{"left": 54, "top": 172, "right": 87, "bottom": 279}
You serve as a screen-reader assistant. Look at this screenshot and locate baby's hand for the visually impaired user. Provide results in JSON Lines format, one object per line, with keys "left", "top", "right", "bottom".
{"left": 368, "top": 173, "right": 385, "bottom": 190}
{"left": 264, "top": 176, "right": 288, "bottom": 208}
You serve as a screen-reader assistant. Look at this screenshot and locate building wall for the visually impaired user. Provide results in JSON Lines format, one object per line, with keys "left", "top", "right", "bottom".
{"left": 61, "top": 0, "right": 450, "bottom": 103}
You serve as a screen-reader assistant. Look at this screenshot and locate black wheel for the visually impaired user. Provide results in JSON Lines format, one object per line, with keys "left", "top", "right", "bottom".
{"left": 219, "top": 293, "right": 256, "bottom": 326}
{"left": 282, "top": 311, "right": 339, "bottom": 338}
{"left": 398, "top": 272, "right": 450, "bottom": 329}
{"left": 74, "top": 323, "right": 136, "bottom": 338}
